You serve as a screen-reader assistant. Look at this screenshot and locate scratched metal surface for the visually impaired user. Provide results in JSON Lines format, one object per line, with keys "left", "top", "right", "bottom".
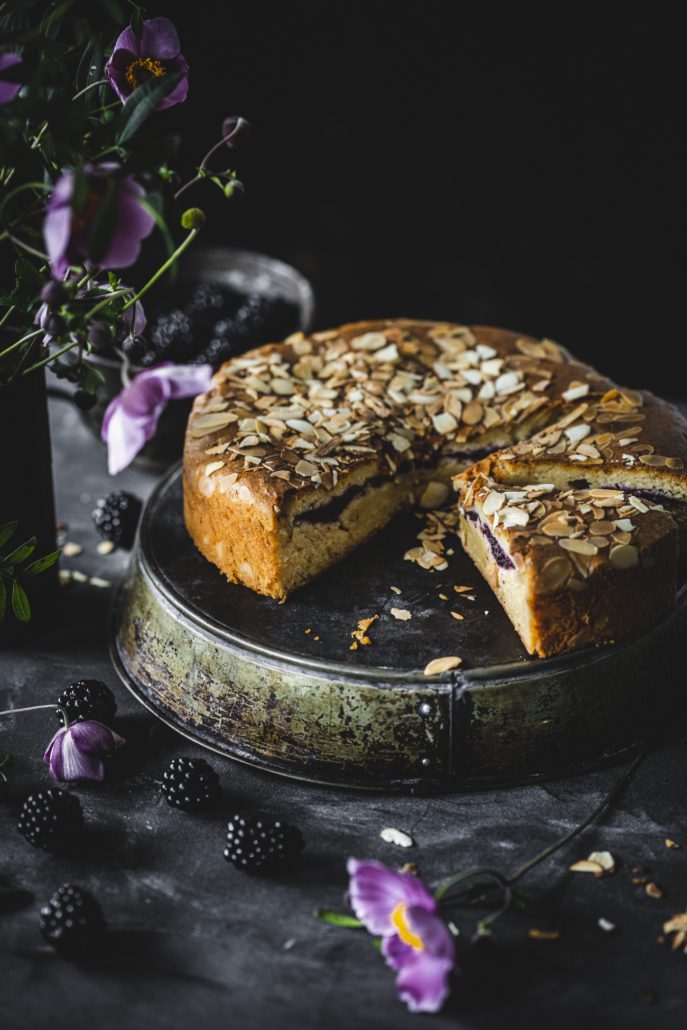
{"left": 1, "top": 399, "right": 686, "bottom": 1030}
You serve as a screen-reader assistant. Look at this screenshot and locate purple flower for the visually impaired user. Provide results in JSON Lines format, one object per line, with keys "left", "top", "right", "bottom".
{"left": 347, "top": 859, "right": 455, "bottom": 1014}
{"left": 102, "top": 362, "right": 212, "bottom": 474}
{"left": 105, "top": 17, "right": 189, "bottom": 109}
{"left": 44, "top": 721, "right": 125, "bottom": 782}
{"left": 0, "top": 52, "right": 22, "bottom": 105}
{"left": 43, "top": 164, "right": 155, "bottom": 279}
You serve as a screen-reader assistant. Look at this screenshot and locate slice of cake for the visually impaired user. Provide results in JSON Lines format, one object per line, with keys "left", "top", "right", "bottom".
{"left": 455, "top": 473, "right": 678, "bottom": 656}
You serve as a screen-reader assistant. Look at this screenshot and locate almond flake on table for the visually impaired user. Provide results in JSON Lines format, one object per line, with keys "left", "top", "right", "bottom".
{"left": 423, "top": 656, "right": 462, "bottom": 676}
{"left": 664, "top": 838, "right": 681, "bottom": 849}
{"left": 598, "top": 918, "right": 616, "bottom": 933}
{"left": 390, "top": 608, "right": 412, "bottom": 621}
{"left": 97, "top": 539, "right": 116, "bottom": 555}
{"left": 62, "top": 541, "right": 83, "bottom": 557}
{"left": 528, "top": 929, "right": 560, "bottom": 941}
{"left": 380, "top": 827, "right": 415, "bottom": 848}
{"left": 390, "top": 586, "right": 402, "bottom": 595}
{"left": 645, "top": 882, "right": 664, "bottom": 899}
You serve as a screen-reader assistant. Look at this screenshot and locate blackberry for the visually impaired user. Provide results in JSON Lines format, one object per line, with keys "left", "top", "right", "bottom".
{"left": 148, "top": 308, "right": 195, "bottom": 363}
{"left": 224, "top": 812, "right": 304, "bottom": 874}
{"left": 39, "top": 884, "right": 106, "bottom": 957}
{"left": 17, "top": 789, "right": 83, "bottom": 850}
{"left": 184, "top": 283, "right": 226, "bottom": 325}
{"left": 56, "top": 680, "right": 117, "bottom": 725}
{"left": 92, "top": 490, "right": 142, "bottom": 548}
{"left": 74, "top": 390, "right": 97, "bottom": 411}
{"left": 160, "top": 756, "right": 221, "bottom": 812}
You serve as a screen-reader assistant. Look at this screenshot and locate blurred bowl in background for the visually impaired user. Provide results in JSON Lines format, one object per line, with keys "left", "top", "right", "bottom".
{"left": 83, "top": 246, "right": 315, "bottom": 471}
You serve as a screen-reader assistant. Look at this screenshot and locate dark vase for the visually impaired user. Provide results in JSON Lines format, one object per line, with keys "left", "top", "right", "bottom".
{"left": 0, "top": 369, "right": 57, "bottom": 642}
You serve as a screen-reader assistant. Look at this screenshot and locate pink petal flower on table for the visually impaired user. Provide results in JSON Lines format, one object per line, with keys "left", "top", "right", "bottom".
{"left": 347, "top": 858, "right": 455, "bottom": 1014}
{"left": 102, "top": 362, "right": 213, "bottom": 475}
{"left": 43, "top": 165, "right": 154, "bottom": 278}
{"left": 44, "top": 721, "right": 125, "bottom": 782}
{"left": 105, "top": 17, "right": 189, "bottom": 110}
{"left": 0, "top": 52, "right": 22, "bottom": 105}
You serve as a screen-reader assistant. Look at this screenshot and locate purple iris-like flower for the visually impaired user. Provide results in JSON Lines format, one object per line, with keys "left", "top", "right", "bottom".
{"left": 105, "top": 17, "right": 189, "bottom": 109}
{"left": 347, "top": 858, "right": 455, "bottom": 1014}
{"left": 43, "top": 165, "right": 155, "bottom": 279}
{"left": 0, "top": 52, "right": 22, "bottom": 105}
{"left": 44, "top": 721, "right": 125, "bottom": 782}
{"left": 102, "top": 362, "right": 212, "bottom": 474}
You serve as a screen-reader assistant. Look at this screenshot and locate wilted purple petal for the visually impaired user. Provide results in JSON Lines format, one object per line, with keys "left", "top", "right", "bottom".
{"left": 44, "top": 727, "right": 103, "bottom": 781}
{"left": 102, "top": 363, "right": 212, "bottom": 474}
{"left": 0, "top": 52, "right": 22, "bottom": 105}
{"left": 346, "top": 858, "right": 437, "bottom": 936}
{"left": 69, "top": 720, "right": 125, "bottom": 755}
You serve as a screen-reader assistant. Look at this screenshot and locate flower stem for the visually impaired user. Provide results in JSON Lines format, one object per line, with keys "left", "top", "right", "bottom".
{"left": 22, "top": 338, "right": 79, "bottom": 375}
{"left": 0, "top": 704, "right": 60, "bottom": 718}
{"left": 0, "top": 328, "right": 42, "bottom": 362}
{"left": 174, "top": 121, "right": 246, "bottom": 201}
{"left": 71, "top": 79, "right": 108, "bottom": 101}
{"left": 0, "top": 304, "right": 16, "bottom": 329}
{"left": 506, "top": 751, "right": 645, "bottom": 886}
{"left": 120, "top": 228, "right": 199, "bottom": 312}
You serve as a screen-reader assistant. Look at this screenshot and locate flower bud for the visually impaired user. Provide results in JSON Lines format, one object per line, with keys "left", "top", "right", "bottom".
{"left": 88, "top": 320, "right": 112, "bottom": 351}
{"left": 122, "top": 334, "right": 148, "bottom": 364}
{"left": 222, "top": 116, "right": 250, "bottom": 147}
{"left": 45, "top": 313, "right": 67, "bottom": 337}
{"left": 181, "top": 207, "right": 206, "bottom": 230}
{"left": 40, "top": 280, "right": 68, "bottom": 308}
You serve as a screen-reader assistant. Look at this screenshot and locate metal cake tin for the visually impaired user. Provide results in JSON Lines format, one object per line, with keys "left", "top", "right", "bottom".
{"left": 110, "top": 462, "right": 687, "bottom": 791}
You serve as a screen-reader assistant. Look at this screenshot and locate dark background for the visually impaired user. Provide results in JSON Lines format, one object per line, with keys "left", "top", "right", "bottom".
{"left": 158, "top": 3, "right": 685, "bottom": 395}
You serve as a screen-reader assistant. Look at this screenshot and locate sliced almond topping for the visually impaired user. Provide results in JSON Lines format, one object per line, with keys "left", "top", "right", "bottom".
{"left": 559, "top": 537, "right": 598, "bottom": 556}
{"left": 462, "top": 400, "right": 484, "bottom": 425}
{"left": 538, "top": 555, "right": 572, "bottom": 592}
{"left": 390, "top": 608, "right": 412, "bottom": 621}
{"left": 424, "top": 656, "right": 462, "bottom": 675}
{"left": 294, "top": 459, "right": 318, "bottom": 478}
{"left": 609, "top": 543, "right": 639, "bottom": 569}
{"left": 483, "top": 490, "right": 506, "bottom": 516}
{"left": 204, "top": 460, "right": 225, "bottom": 476}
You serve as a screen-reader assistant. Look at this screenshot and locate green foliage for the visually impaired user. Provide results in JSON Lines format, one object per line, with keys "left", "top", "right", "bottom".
{"left": 0, "top": 521, "right": 61, "bottom": 625}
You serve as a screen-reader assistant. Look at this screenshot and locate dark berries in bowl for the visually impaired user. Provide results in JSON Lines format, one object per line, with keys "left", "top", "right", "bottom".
{"left": 17, "top": 789, "right": 83, "bottom": 851}
{"left": 39, "top": 884, "right": 106, "bottom": 957}
{"left": 224, "top": 812, "right": 304, "bottom": 874}
{"left": 56, "top": 680, "right": 117, "bottom": 725}
{"left": 92, "top": 490, "right": 142, "bottom": 549}
{"left": 160, "top": 756, "right": 221, "bottom": 812}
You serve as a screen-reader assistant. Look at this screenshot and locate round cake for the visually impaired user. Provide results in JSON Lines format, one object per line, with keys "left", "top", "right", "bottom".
{"left": 183, "top": 318, "right": 687, "bottom": 655}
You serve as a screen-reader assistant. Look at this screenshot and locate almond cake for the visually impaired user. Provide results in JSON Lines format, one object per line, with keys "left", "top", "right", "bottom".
{"left": 183, "top": 318, "right": 687, "bottom": 656}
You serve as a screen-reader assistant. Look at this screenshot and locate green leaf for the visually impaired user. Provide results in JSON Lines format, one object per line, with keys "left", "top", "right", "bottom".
{"left": 0, "top": 521, "right": 17, "bottom": 550}
{"left": 78, "top": 362, "right": 106, "bottom": 395}
{"left": 0, "top": 754, "right": 12, "bottom": 772}
{"left": 0, "top": 579, "right": 6, "bottom": 623}
{"left": 115, "top": 71, "right": 183, "bottom": 144}
{"left": 23, "top": 549, "right": 61, "bottom": 577}
{"left": 11, "top": 580, "right": 30, "bottom": 623}
{"left": 313, "top": 908, "right": 363, "bottom": 929}
{"left": 2, "top": 536, "right": 37, "bottom": 568}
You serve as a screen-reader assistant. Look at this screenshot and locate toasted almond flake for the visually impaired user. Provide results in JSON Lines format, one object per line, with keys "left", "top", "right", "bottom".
{"left": 462, "top": 400, "right": 484, "bottom": 425}
{"left": 294, "top": 459, "right": 318, "bottom": 477}
{"left": 569, "top": 859, "right": 605, "bottom": 876}
{"left": 538, "top": 555, "right": 572, "bottom": 592}
{"left": 559, "top": 537, "right": 598, "bottom": 556}
{"left": 191, "top": 412, "right": 237, "bottom": 432}
{"left": 613, "top": 518, "right": 635, "bottom": 532}
{"left": 390, "top": 585, "right": 401, "bottom": 594}
{"left": 62, "top": 542, "right": 82, "bottom": 557}
{"left": 419, "top": 481, "right": 450, "bottom": 508}
{"left": 450, "top": 611, "right": 465, "bottom": 621}
{"left": 528, "top": 929, "right": 560, "bottom": 941}
{"left": 424, "top": 656, "right": 462, "bottom": 675}
{"left": 483, "top": 491, "right": 506, "bottom": 516}
{"left": 665, "top": 839, "right": 681, "bottom": 849}
{"left": 562, "top": 382, "right": 590, "bottom": 402}
{"left": 628, "top": 495, "right": 649, "bottom": 513}
{"left": 598, "top": 918, "right": 616, "bottom": 932}
{"left": 205, "top": 460, "right": 225, "bottom": 476}
{"left": 380, "top": 827, "right": 415, "bottom": 848}
{"left": 588, "top": 851, "right": 616, "bottom": 874}
{"left": 666, "top": 457, "right": 684, "bottom": 469}
{"left": 565, "top": 423, "right": 591, "bottom": 444}
{"left": 71, "top": 569, "right": 88, "bottom": 583}
{"left": 89, "top": 576, "right": 111, "bottom": 588}
{"left": 390, "top": 608, "right": 412, "bottom": 621}
{"left": 646, "top": 882, "right": 664, "bottom": 899}
{"left": 609, "top": 543, "right": 639, "bottom": 569}
{"left": 97, "top": 540, "right": 115, "bottom": 555}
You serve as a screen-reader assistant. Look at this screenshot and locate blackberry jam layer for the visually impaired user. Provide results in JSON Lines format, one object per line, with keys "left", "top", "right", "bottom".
{"left": 466, "top": 510, "right": 515, "bottom": 570}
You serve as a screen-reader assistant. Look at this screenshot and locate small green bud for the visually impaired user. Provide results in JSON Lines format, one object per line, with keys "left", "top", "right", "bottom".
{"left": 223, "top": 183, "right": 235, "bottom": 198}
{"left": 180, "top": 207, "right": 206, "bottom": 230}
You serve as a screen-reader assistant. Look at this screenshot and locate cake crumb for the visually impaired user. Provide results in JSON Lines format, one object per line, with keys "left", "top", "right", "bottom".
{"left": 350, "top": 615, "right": 379, "bottom": 649}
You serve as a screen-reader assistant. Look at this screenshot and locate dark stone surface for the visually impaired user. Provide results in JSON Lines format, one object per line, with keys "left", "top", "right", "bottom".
{"left": 1, "top": 398, "right": 686, "bottom": 1030}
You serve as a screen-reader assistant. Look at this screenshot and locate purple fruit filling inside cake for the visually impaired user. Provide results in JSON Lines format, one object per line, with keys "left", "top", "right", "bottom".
{"left": 466, "top": 511, "right": 515, "bottom": 570}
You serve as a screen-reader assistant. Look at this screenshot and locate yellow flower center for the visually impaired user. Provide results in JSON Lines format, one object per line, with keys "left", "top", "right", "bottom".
{"left": 125, "top": 57, "right": 166, "bottom": 90}
{"left": 390, "top": 902, "right": 425, "bottom": 952}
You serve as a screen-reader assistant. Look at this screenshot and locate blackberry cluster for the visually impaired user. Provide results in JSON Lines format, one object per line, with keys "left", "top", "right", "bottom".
{"left": 160, "top": 756, "right": 221, "bottom": 812}
{"left": 17, "top": 789, "right": 83, "bottom": 851}
{"left": 39, "top": 884, "right": 106, "bottom": 956}
{"left": 91, "top": 490, "right": 142, "bottom": 548}
{"left": 56, "top": 680, "right": 117, "bottom": 725}
{"left": 146, "top": 308, "right": 195, "bottom": 365}
{"left": 224, "top": 812, "right": 304, "bottom": 874}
